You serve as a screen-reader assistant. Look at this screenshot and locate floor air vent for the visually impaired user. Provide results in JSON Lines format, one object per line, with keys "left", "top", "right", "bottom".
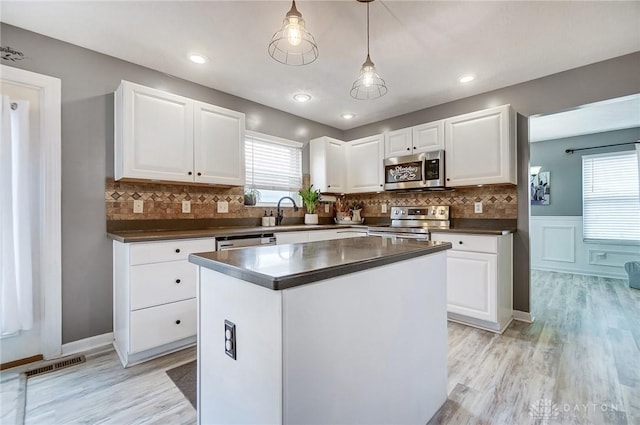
{"left": 24, "top": 354, "right": 86, "bottom": 378}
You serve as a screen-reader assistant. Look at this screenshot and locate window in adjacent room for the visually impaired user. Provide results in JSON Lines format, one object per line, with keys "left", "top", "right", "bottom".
{"left": 245, "top": 131, "right": 303, "bottom": 207}
{"left": 582, "top": 150, "right": 640, "bottom": 243}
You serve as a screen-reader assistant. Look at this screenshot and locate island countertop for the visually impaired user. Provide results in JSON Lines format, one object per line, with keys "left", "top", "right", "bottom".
{"left": 189, "top": 236, "right": 451, "bottom": 290}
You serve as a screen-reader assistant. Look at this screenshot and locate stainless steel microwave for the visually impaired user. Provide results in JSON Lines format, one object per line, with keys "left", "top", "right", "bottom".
{"left": 383, "top": 150, "right": 445, "bottom": 190}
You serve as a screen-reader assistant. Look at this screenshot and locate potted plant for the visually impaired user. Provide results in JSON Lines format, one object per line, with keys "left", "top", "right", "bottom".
{"left": 244, "top": 187, "right": 260, "bottom": 206}
{"left": 298, "top": 185, "right": 321, "bottom": 225}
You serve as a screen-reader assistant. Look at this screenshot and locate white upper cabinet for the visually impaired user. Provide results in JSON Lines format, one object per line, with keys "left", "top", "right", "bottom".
{"left": 310, "top": 137, "right": 347, "bottom": 193}
{"left": 115, "top": 81, "right": 245, "bottom": 185}
{"left": 194, "top": 101, "right": 245, "bottom": 185}
{"left": 116, "top": 81, "right": 194, "bottom": 182}
{"left": 347, "top": 135, "right": 384, "bottom": 193}
{"left": 413, "top": 121, "right": 445, "bottom": 153}
{"left": 384, "top": 120, "right": 444, "bottom": 158}
{"left": 444, "top": 104, "right": 516, "bottom": 187}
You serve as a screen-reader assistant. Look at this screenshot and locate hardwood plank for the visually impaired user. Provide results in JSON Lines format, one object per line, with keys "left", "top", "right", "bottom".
{"left": 2, "top": 270, "right": 637, "bottom": 425}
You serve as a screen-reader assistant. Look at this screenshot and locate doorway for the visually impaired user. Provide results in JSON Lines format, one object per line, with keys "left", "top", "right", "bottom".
{"left": 528, "top": 94, "right": 640, "bottom": 280}
{"left": 0, "top": 65, "right": 61, "bottom": 363}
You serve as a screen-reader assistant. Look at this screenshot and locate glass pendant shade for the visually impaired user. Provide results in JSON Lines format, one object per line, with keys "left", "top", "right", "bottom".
{"left": 268, "top": 1, "right": 319, "bottom": 66}
{"left": 350, "top": 54, "right": 387, "bottom": 100}
{"left": 350, "top": 0, "right": 387, "bottom": 100}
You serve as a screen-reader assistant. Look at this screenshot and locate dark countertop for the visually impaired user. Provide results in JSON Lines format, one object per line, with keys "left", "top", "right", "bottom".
{"left": 107, "top": 224, "right": 369, "bottom": 243}
{"left": 189, "top": 237, "right": 452, "bottom": 290}
{"left": 430, "top": 228, "right": 515, "bottom": 235}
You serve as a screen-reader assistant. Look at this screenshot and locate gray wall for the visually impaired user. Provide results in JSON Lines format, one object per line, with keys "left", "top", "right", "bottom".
{"left": 2, "top": 21, "right": 639, "bottom": 341}
{"left": 345, "top": 51, "right": 640, "bottom": 314}
{"left": 530, "top": 127, "right": 640, "bottom": 216}
{"left": 0, "top": 23, "right": 342, "bottom": 344}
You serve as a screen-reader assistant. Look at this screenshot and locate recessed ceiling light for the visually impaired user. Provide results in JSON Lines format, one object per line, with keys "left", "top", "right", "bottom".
{"left": 293, "top": 93, "right": 312, "bottom": 103}
{"left": 189, "top": 54, "right": 208, "bottom": 64}
{"left": 341, "top": 113, "right": 356, "bottom": 120}
{"left": 459, "top": 75, "right": 475, "bottom": 83}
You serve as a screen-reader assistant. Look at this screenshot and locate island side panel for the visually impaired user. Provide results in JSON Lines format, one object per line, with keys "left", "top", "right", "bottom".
{"left": 198, "top": 267, "right": 283, "bottom": 425}
{"left": 281, "top": 252, "right": 448, "bottom": 425}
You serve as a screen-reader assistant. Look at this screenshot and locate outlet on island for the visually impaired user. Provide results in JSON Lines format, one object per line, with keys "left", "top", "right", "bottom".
{"left": 217, "top": 201, "right": 229, "bottom": 213}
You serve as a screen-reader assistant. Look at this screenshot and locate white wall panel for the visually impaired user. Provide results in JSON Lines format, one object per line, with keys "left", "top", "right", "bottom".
{"left": 541, "top": 225, "right": 575, "bottom": 263}
{"left": 531, "top": 216, "right": 640, "bottom": 279}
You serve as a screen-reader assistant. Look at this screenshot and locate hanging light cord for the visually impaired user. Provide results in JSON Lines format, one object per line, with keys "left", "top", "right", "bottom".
{"left": 366, "top": 2, "right": 370, "bottom": 57}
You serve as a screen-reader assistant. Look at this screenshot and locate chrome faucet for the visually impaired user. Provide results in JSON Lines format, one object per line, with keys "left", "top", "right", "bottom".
{"left": 276, "top": 196, "right": 299, "bottom": 225}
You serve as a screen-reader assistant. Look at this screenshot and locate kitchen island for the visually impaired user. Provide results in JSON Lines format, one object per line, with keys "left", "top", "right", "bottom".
{"left": 190, "top": 236, "right": 451, "bottom": 425}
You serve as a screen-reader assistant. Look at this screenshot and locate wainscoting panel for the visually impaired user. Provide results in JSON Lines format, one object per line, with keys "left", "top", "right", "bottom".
{"left": 531, "top": 216, "right": 640, "bottom": 279}
{"left": 541, "top": 225, "right": 575, "bottom": 263}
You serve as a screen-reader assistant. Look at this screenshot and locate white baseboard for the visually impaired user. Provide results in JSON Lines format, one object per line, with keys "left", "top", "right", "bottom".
{"left": 513, "top": 310, "right": 534, "bottom": 323}
{"left": 61, "top": 333, "right": 114, "bottom": 356}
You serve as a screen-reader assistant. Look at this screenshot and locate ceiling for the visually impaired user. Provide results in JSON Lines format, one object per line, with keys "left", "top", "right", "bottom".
{"left": 530, "top": 94, "right": 640, "bottom": 142}
{"left": 2, "top": 1, "right": 639, "bottom": 130}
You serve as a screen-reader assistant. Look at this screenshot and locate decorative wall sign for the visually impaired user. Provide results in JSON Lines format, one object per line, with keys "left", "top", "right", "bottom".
{"left": 530, "top": 171, "right": 550, "bottom": 205}
{"left": 1, "top": 46, "right": 26, "bottom": 62}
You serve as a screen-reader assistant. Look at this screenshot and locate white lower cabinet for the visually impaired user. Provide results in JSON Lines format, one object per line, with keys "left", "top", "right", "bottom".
{"left": 431, "top": 232, "right": 513, "bottom": 333}
{"left": 113, "top": 237, "right": 215, "bottom": 367}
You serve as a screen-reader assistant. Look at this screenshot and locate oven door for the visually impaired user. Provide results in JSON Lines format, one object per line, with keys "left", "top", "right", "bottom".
{"left": 367, "top": 231, "right": 430, "bottom": 241}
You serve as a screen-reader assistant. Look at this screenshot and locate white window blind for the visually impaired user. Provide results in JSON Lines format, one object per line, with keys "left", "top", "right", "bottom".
{"left": 582, "top": 150, "right": 640, "bottom": 243}
{"left": 245, "top": 131, "right": 302, "bottom": 191}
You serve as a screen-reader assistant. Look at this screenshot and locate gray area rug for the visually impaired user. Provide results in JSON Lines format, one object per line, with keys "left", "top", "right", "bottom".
{"left": 166, "top": 360, "right": 196, "bottom": 408}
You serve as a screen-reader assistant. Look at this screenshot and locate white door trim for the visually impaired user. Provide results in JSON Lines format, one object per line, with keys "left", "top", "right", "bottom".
{"left": 1, "top": 64, "right": 62, "bottom": 359}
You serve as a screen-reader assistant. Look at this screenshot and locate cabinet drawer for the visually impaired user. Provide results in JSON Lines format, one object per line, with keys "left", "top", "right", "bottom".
{"left": 431, "top": 233, "right": 497, "bottom": 254}
{"left": 130, "top": 261, "right": 197, "bottom": 310}
{"left": 129, "top": 298, "right": 196, "bottom": 354}
{"left": 130, "top": 238, "right": 214, "bottom": 265}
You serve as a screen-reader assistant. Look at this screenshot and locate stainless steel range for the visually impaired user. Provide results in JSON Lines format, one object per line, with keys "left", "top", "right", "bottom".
{"left": 367, "top": 206, "right": 450, "bottom": 240}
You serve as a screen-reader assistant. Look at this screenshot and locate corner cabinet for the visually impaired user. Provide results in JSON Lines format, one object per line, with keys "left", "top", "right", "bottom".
{"left": 444, "top": 105, "right": 516, "bottom": 187}
{"left": 113, "top": 237, "right": 215, "bottom": 367}
{"left": 115, "top": 81, "right": 245, "bottom": 185}
{"left": 310, "top": 137, "right": 347, "bottom": 193}
{"left": 430, "top": 232, "right": 513, "bottom": 333}
{"left": 384, "top": 120, "right": 444, "bottom": 158}
{"left": 346, "top": 135, "right": 384, "bottom": 193}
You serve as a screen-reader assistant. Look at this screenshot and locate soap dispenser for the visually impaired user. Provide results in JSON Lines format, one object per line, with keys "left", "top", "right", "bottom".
{"left": 262, "top": 210, "right": 269, "bottom": 227}
{"left": 269, "top": 210, "right": 276, "bottom": 226}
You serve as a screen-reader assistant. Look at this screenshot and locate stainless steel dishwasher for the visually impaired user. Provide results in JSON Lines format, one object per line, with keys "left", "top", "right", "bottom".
{"left": 215, "top": 233, "right": 276, "bottom": 251}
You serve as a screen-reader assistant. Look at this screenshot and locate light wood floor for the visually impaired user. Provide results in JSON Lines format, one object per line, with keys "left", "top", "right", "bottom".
{"left": 1, "top": 270, "right": 638, "bottom": 424}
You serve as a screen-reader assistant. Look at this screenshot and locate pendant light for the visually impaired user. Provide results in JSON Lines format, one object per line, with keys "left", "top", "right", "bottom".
{"left": 268, "top": 0, "right": 319, "bottom": 66}
{"left": 350, "top": 0, "right": 388, "bottom": 100}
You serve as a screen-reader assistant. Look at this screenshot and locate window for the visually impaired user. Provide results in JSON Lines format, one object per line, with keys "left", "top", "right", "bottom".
{"left": 245, "top": 131, "right": 303, "bottom": 206}
{"left": 582, "top": 150, "right": 640, "bottom": 243}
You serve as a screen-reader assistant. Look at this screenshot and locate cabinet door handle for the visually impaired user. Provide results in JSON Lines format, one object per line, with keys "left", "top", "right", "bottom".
{"left": 197, "top": 172, "right": 202, "bottom": 176}
{"left": 447, "top": 178, "right": 450, "bottom": 181}
{"left": 406, "top": 147, "right": 410, "bottom": 151}
{"left": 458, "top": 241, "right": 463, "bottom": 245}
{"left": 188, "top": 171, "right": 192, "bottom": 176}
{"left": 413, "top": 146, "right": 416, "bottom": 149}
{"left": 380, "top": 184, "right": 383, "bottom": 187}
{"left": 175, "top": 320, "right": 181, "bottom": 325}
{"left": 328, "top": 185, "right": 331, "bottom": 188}
{"left": 175, "top": 248, "right": 181, "bottom": 253}
{"left": 175, "top": 279, "right": 181, "bottom": 284}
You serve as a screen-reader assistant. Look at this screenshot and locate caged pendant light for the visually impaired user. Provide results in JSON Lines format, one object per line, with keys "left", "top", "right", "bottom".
{"left": 350, "top": 0, "right": 388, "bottom": 100}
{"left": 268, "top": 0, "right": 319, "bottom": 66}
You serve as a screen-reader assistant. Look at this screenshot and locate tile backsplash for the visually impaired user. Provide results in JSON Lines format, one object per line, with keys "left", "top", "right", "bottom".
{"left": 343, "top": 185, "right": 517, "bottom": 219}
{"left": 106, "top": 178, "right": 517, "bottom": 222}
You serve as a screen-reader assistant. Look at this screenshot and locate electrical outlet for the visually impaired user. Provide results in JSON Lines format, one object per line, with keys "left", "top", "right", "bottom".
{"left": 381, "top": 204, "right": 388, "bottom": 213}
{"left": 217, "top": 201, "right": 229, "bottom": 213}
{"left": 182, "top": 200, "right": 191, "bottom": 213}
{"left": 224, "top": 320, "right": 236, "bottom": 360}
{"left": 324, "top": 203, "right": 330, "bottom": 213}
{"left": 133, "top": 200, "right": 143, "bottom": 214}
{"left": 474, "top": 202, "right": 483, "bottom": 214}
